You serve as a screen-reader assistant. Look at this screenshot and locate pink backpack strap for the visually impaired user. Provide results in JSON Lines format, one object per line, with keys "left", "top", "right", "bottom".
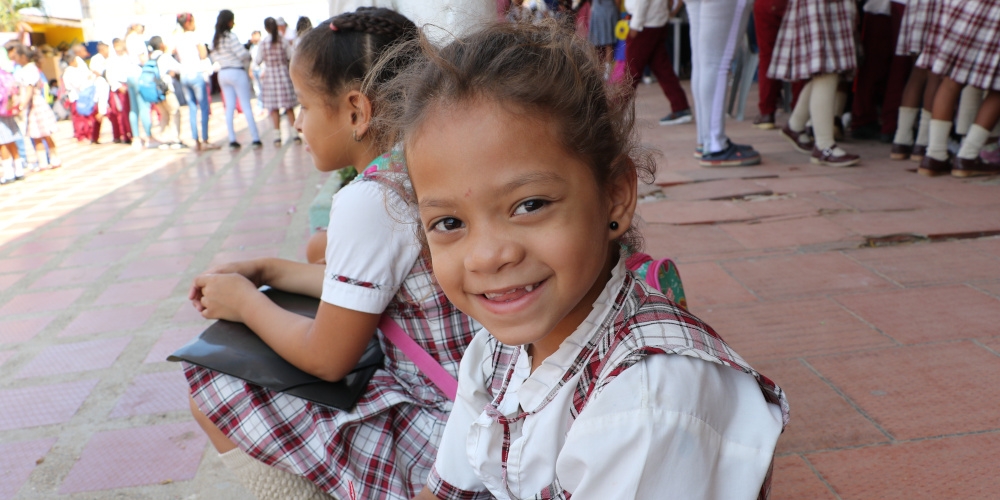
{"left": 378, "top": 316, "right": 458, "bottom": 401}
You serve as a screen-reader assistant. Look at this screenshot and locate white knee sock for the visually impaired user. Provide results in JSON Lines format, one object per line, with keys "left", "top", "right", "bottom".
{"left": 957, "top": 124, "right": 990, "bottom": 160}
{"left": 955, "top": 86, "right": 984, "bottom": 136}
{"left": 894, "top": 106, "right": 919, "bottom": 145}
{"left": 926, "top": 119, "right": 952, "bottom": 161}
{"left": 1, "top": 159, "right": 13, "bottom": 180}
{"left": 218, "top": 448, "right": 333, "bottom": 500}
{"left": 915, "top": 109, "right": 932, "bottom": 146}
{"left": 809, "top": 74, "right": 840, "bottom": 151}
{"left": 13, "top": 158, "right": 24, "bottom": 177}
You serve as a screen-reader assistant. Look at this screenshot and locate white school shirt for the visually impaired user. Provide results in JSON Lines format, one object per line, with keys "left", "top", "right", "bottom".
{"left": 174, "top": 31, "right": 207, "bottom": 78}
{"left": 320, "top": 176, "right": 422, "bottom": 314}
{"left": 88, "top": 53, "right": 107, "bottom": 76}
{"left": 625, "top": 0, "right": 671, "bottom": 30}
{"left": 431, "top": 260, "right": 784, "bottom": 499}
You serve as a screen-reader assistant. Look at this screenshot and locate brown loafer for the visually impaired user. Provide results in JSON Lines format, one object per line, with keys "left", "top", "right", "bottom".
{"left": 952, "top": 156, "right": 1000, "bottom": 178}
{"left": 910, "top": 144, "right": 926, "bottom": 162}
{"left": 753, "top": 114, "right": 776, "bottom": 130}
{"left": 917, "top": 155, "right": 951, "bottom": 176}
{"left": 780, "top": 125, "right": 815, "bottom": 154}
{"left": 890, "top": 143, "right": 912, "bottom": 160}
{"left": 811, "top": 146, "right": 860, "bottom": 167}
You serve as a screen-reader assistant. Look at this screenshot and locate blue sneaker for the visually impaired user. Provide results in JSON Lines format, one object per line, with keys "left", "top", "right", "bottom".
{"left": 659, "top": 109, "right": 693, "bottom": 126}
{"left": 699, "top": 142, "right": 762, "bottom": 167}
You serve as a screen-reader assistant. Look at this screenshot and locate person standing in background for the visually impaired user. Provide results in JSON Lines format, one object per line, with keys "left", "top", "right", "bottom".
{"left": 124, "top": 23, "right": 154, "bottom": 149}
{"left": 256, "top": 17, "right": 299, "bottom": 145}
{"left": 624, "top": 0, "right": 693, "bottom": 126}
{"left": 752, "top": 0, "right": 804, "bottom": 129}
{"left": 293, "top": 16, "right": 313, "bottom": 49}
{"left": 247, "top": 30, "right": 264, "bottom": 115}
{"left": 174, "top": 13, "right": 219, "bottom": 151}
{"left": 105, "top": 38, "right": 133, "bottom": 144}
{"left": 212, "top": 9, "right": 262, "bottom": 150}
{"left": 88, "top": 42, "right": 112, "bottom": 142}
{"left": 686, "top": 0, "right": 762, "bottom": 166}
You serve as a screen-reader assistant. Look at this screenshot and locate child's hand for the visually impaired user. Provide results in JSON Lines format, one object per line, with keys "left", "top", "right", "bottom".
{"left": 190, "top": 273, "right": 261, "bottom": 322}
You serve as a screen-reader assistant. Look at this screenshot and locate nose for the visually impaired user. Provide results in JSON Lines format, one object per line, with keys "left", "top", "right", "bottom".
{"left": 293, "top": 112, "right": 302, "bottom": 133}
{"left": 463, "top": 225, "right": 523, "bottom": 275}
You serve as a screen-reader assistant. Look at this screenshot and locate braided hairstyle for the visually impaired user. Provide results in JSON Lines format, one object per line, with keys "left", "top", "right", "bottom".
{"left": 293, "top": 7, "right": 416, "bottom": 104}
{"left": 264, "top": 17, "right": 280, "bottom": 45}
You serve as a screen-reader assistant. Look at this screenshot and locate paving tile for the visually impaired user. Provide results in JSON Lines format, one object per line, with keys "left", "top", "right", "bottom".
{"left": 807, "top": 342, "right": 1000, "bottom": 440}
{"left": 58, "top": 246, "right": 131, "bottom": 268}
{"left": 974, "top": 281, "right": 1000, "bottom": 300}
{"left": 676, "top": 261, "right": 757, "bottom": 307}
{"left": 659, "top": 178, "right": 774, "bottom": 201}
{"left": 696, "top": 298, "right": 894, "bottom": 363}
{"left": 642, "top": 223, "right": 747, "bottom": 259}
{"left": 754, "top": 359, "right": 887, "bottom": 454}
{"left": 93, "top": 278, "right": 180, "bottom": 305}
{"left": 827, "top": 187, "right": 946, "bottom": 212}
{"left": 909, "top": 181, "right": 1000, "bottom": 207}
{"left": 0, "top": 379, "right": 99, "bottom": 431}
{"left": 28, "top": 265, "right": 109, "bottom": 290}
{"left": 807, "top": 432, "right": 1000, "bottom": 499}
{"left": 82, "top": 230, "right": 150, "bottom": 251}
{"left": 6, "top": 236, "right": 77, "bottom": 256}
{"left": 145, "top": 325, "right": 204, "bottom": 363}
{"left": 652, "top": 170, "right": 694, "bottom": 186}
{"left": 40, "top": 222, "right": 102, "bottom": 239}
{"left": 59, "top": 305, "right": 158, "bottom": 338}
{"left": 208, "top": 247, "right": 281, "bottom": 267}
{"left": 0, "top": 438, "right": 58, "bottom": 500}
{"left": 117, "top": 255, "right": 195, "bottom": 280}
{"left": 846, "top": 240, "right": 1000, "bottom": 286}
{"left": 59, "top": 421, "right": 207, "bottom": 493}
{"left": 141, "top": 235, "right": 212, "bottom": 257}
{"left": 0, "top": 254, "right": 52, "bottom": 273}
{"left": 771, "top": 455, "right": 836, "bottom": 500}
{"left": 0, "top": 272, "right": 25, "bottom": 289}
{"left": 105, "top": 216, "right": 167, "bottom": 232}
{"left": 638, "top": 200, "right": 756, "bottom": 225}
{"left": 0, "top": 349, "right": 14, "bottom": 366}
{"left": 172, "top": 300, "right": 207, "bottom": 324}
{"left": 158, "top": 221, "right": 223, "bottom": 240}
{"left": 733, "top": 197, "right": 820, "bottom": 219}
{"left": 109, "top": 370, "right": 190, "bottom": 417}
{"left": 751, "top": 176, "right": 861, "bottom": 194}
{"left": 17, "top": 337, "right": 132, "bottom": 378}
{"left": 828, "top": 206, "right": 1000, "bottom": 238}
{"left": 835, "top": 286, "right": 1000, "bottom": 344}
{"left": 221, "top": 230, "right": 288, "bottom": 250}
{"left": 232, "top": 213, "right": 296, "bottom": 232}
{"left": 720, "top": 216, "right": 858, "bottom": 249}
{"left": 0, "top": 288, "right": 85, "bottom": 315}
{"left": 722, "top": 253, "right": 893, "bottom": 300}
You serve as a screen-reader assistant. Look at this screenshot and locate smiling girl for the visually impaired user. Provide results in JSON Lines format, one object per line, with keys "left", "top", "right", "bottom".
{"left": 381, "top": 21, "right": 790, "bottom": 499}
{"left": 184, "top": 9, "right": 478, "bottom": 499}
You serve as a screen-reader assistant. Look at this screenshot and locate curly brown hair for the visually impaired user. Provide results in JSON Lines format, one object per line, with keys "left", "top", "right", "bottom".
{"left": 374, "top": 18, "right": 656, "bottom": 252}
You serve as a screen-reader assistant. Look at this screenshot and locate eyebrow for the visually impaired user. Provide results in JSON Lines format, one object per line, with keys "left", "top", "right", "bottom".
{"left": 417, "top": 170, "right": 566, "bottom": 210}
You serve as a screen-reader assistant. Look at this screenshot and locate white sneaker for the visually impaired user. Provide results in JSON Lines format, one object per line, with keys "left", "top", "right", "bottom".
{"left": 13, "top": 159, "right": 24, "bottom": 179}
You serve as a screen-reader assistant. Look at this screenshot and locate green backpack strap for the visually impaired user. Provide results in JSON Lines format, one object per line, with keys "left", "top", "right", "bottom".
{"left": 625, "top": 252, "right": 687, "bottom": 311}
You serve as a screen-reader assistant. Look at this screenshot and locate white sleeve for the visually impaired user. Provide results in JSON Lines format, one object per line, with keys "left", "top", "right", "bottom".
{"left": 320, "top": 180, "right": 422, "bottom": 314}
{"left": 556, "top": 355, "right": 784, "bottom": 500}
{"left": 427, "top": 330, "right": 493, "bottom": 497}
{"left": 627, "top": 0, "right": 651, "bottom": 30}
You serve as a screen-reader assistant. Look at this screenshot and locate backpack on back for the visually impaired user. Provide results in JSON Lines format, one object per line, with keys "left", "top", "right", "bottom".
{"left": 0, "top": 70, "right": 22, "bottom": 118}
{"left": 137, "top": 57, "right": 167, "bottom": 103}
{"left": 75, "top": 85, "right": 97, "bottom": 116}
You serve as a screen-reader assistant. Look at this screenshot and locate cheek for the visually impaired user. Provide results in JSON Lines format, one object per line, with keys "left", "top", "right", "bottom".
{"left": 429, "top": 246, "right": 466, "bottom": 301}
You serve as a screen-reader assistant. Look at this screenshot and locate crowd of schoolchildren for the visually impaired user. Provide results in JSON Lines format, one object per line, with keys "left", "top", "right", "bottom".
{"left": 0, "top": 11, "right": 315, "bottom": 186}
{"left": 566, "top": 0, "right": 1000, "bottom": 175}
{"left": 183, "top": 4, "right": 788, "bottom": 500}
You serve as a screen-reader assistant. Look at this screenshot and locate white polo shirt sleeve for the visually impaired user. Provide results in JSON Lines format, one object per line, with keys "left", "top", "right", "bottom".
{"left": 319, "top": 180, "right": 422, "bottom": 314}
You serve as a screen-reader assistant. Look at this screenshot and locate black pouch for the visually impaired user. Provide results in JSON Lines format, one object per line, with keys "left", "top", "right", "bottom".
{"left": 169, "top": 288, "right": 383, "bottom": 411}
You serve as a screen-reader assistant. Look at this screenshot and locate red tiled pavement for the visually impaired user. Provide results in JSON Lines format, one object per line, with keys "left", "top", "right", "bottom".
{"left": 0, "top": 438, "right": 57, "bottom": 500}
{"left": 1, "top": 80, "right": 999, "bottom": 498}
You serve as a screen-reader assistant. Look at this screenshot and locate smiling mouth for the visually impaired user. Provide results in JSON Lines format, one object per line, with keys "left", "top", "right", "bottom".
{"left": 482, "top": 280, "right": 544, "bottom": 302}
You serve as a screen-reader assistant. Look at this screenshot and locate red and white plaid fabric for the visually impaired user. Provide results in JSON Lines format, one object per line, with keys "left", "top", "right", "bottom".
{"left": 895, "top": 0, "right": 937, "bottom": 56}
{"left": 927, "top": 0, "right": 1000, "bottom": 91}
{"left": 26, "top": 91, "right": 58, "bottom": 139}
{"left": 187, "top": 200, "right": 479, "bottom": 499}
{"left": 912, "top": 0, "right": 952, "bottom": 70}
{"left": 767, "top": 0, "right": 859, "bottom": 82}
{"left": 428, "top": 269, "right": 789, "bottom": 499}
{"left": 257, "top": 37, "right": 298, "bottom": 110}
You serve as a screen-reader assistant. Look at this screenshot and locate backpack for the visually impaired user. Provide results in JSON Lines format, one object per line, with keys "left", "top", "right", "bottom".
{"left": 625, "top": 252, "right": 687, "bottom": 310}
{"left": 0, "top": 70, "right": 22, "bottom": 118}
{"left": 137, "top": 56, "right": 167, "bottom": 103}
{"left": 75, "top": 85, "right": 96, "bottom": 116}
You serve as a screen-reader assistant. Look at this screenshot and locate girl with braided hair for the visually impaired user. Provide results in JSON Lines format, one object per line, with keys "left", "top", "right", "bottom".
{"left": 256, "top": 17, "right": 299, "bottom": 145}
{"left": 185, "top": 8, "right": 478, "bottom": 500}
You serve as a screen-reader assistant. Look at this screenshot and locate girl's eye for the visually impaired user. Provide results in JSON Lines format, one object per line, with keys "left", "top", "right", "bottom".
{"left": 431, "top": 217, "right": 464, "bottom": 232}
{"left": 513, "top": 199, "right": 548, "bottom": 215}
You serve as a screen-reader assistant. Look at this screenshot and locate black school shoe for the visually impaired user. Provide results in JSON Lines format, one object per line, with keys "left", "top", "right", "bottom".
{"left": 699, "top": 142, "right": 762, "bottom": 167}
{"left": 229, "top": 142, "right": 241, "bottom": 150}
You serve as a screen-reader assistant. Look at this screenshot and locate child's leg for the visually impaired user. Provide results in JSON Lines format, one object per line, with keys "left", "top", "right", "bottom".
{"left": 954, "top": 91, "right": 1000, "bottom": 177}
{"left": 787, "top": 78, "right": 814, "bottom": 133}
{"left": 925, "top": 76, "right": 963, "bottom": 162}
{"left": 43, "top": 136, "right": 60, "bottom": 167}
{"left": 233, "top": 74, "right": 260, "bottom": 143}
{"left": 955, "top": 85, "right": 983, "bottom": 136}
{"left": 0, "top": 142, "right": 13, "bottom": 182}
{"left": 286, "top": 108, "right": 298, "bottom": 140}
{"left": 893, "top": 67, "right": 927, "bottom": 148}
{"left": 32, "top": 139, "right": 47, "bottom": 169}
{"left": 809, "top": 73, "right": 841, "bottom": 151}
{"left": 270, "top": 109, "right": 281, "bottom": 142}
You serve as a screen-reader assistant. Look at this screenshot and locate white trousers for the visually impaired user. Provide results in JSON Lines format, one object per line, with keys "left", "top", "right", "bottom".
{"left": 687, "top": 0, "right": 753, "bottom": 154}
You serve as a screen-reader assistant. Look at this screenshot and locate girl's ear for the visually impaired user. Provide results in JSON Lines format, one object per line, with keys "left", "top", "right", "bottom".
{"left": 346, "top": 90, "right": 374, "bottom": 140}
{"left": 607, "top": 166, "right": 638, "bottom": 240}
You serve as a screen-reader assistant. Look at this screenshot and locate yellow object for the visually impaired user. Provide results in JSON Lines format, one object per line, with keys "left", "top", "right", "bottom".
{"left": 615, "top": 19, "right": 630, "bottom": 40}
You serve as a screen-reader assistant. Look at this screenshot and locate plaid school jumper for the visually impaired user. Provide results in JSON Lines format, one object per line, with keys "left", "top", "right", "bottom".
{"left": 428, "top": 269, "right": 790, "bottom": 500}
{"left": 186, "top": 154, "right": 480, "bottom": 499}
{"left": 767, "top": 0, "right": 858, "bottom": 82}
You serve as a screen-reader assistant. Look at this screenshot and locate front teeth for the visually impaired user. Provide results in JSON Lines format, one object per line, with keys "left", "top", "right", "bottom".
{"left": 484, "top": 283, "right": 537, "bottom": 300}
{"left": 524, "top": 284, "right": 535, "bottom": 292}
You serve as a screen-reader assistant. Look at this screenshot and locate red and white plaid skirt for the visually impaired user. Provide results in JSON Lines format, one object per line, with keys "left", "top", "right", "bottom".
{"left": 926, "top": 0, "right": 1000, "bottom": 90}
{"left": 26, "top": 92, "right": 58, "bottom": 139}
{"left": 767, "top": 0, "right": 858, "bottom": 82}
{"left": 895, "top": 0, "right": 938, "bottom": 56}
{"left": 258, "top": 41, "right": 298, "bottom": 110}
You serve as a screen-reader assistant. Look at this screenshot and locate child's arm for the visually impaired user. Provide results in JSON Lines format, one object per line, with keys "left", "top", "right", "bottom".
{"left": 190, "top": 257, "right": 324, "bottom": 302}
{"left": 192, "top": 271, "right": 380, "bottom": 382}
{"left": 412, "top": 488, "right": 439, "bottom": 500}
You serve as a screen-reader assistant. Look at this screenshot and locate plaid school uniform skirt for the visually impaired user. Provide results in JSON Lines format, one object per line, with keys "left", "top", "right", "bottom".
{"left": 928, "top": 0, "right": 1000, "bottom": 91}
{"left": 258, "top": 41, "right": 298, "bottom": 111}
{"left": 767, "top": 0, "right": 858, "bottom": 82}
{"left": 895, "top": 0, "right": 937, "bottom": 56}
{"left": 26, "top": 91, "right": 58, "bottom": 139}
{"left": 187, "top": 256, "right": 479, "bottom": 500}
{"left": 0, "top": 116, "right": 22, "bottom": 144}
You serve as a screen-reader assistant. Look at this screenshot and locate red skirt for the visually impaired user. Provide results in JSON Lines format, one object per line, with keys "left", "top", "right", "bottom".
{"left": 767, "top": 0, "right": 858, "bottom": 82}
{"left": 927, "top": 0, "right": 1000, "bottom": 90}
